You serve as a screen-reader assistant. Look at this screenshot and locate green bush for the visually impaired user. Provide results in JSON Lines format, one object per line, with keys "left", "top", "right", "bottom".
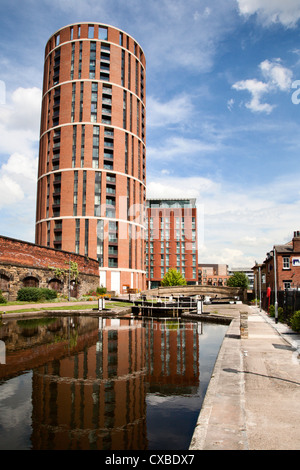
{"left": 17, "top": 287, "right": 57, "bottom": 302}
{"left": 269, "top": 305, "right": 275, "bottom": 317}
{"left": 0, "top": 290, "right": 7, "bottom": 304}
{"left": 96, "top": 286, "right": 107, "bottom": 295}
{"left": 290, "top": 310, "right": 300, "bottom": 332}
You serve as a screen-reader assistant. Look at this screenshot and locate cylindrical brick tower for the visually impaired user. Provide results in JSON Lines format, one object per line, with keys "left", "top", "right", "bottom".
{"left": 35, "top": 23, "right": 146, "bottom": 293}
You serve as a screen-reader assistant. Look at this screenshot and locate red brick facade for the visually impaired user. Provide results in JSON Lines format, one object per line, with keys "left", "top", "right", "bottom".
{"left": 146, "top": 199, "right": 198, "bottom": 287}
{"left": 35, "top": 23, "right": 146, "bottom": 293}
{"left": 254, "top": 231, "right": 300, "bottom": 294}
{"left": 0, "top": 235, "right": 99, "bottom": 300}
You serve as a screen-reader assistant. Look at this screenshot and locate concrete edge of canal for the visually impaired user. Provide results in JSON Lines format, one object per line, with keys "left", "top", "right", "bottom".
{"left": 188, "top": 312, "right": 248, "bottom": 450}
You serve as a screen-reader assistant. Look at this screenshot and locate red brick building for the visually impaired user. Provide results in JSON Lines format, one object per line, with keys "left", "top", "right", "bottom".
{"left": 0, "top": 235, "right": 99, "bottom": 300}
{"left": 198, "top": 263, "right": 230, "bottom": 286}
{"left": 146, "top": 199, "right": 198, "bottom": 288}
{"left": 253, "top": 231, "right": 300, "bottom": 296}
{"left": 35, "top": 23, "right": 146, "bottom": 293}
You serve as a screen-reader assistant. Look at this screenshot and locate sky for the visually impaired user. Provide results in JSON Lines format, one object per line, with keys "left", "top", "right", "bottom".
{"left": 1, "top": 0, "right": 300, "bottom": 269}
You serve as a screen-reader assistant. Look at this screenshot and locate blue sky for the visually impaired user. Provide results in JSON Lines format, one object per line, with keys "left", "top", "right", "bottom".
{"left": 1, "top": 0, "right": 300, "bottom": 268}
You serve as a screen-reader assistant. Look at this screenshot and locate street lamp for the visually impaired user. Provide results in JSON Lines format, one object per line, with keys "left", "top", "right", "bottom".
{"left": 273, "top": 247, "right": 278, "bottom": 324}
{"left": 258, "top": 266, "right": 262, "bottom": 312}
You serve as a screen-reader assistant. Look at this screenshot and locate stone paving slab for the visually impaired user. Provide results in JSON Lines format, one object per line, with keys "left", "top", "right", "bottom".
{"left": 189, "top": 304, "right": 300, "bottom": 450}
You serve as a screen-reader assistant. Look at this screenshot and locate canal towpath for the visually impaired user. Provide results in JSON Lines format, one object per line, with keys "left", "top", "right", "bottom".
{"left": 189, "top": 303, "right": 300, "bottom": 450}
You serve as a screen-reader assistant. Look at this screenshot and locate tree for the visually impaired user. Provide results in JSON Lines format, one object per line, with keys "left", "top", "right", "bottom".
{"left": 227, "top": 272, "right": 249, "bottom": 288}
{"left": 161, "top": 269, "right": 187, "bottom": 286}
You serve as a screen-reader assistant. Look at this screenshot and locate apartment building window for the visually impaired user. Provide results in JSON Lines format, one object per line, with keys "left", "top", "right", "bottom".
{"left": 78, "top": 42, "right": 82, "bottom": 78}
{"left": 47, "top": 221, "right": 50, "bottom": 246}
{"left": 127, "top": 178, "right": 130, "bottom": 219}
{"left": 100, "top": 43, "right": 110, "bottom": 81}
{"left": 82, "top": 170, "right": 86, "bottom": 216}
{"left": 102, "top": 84, "right": 112, "bottom": 124}
{"left": 79, "top": 82, "right": 84, "bottom": 121}
{"left": 91, "top": 82, "right": 98, "bottom": 122}
{"left": 121, "top": 50, "right": 125, "bottom": 86}
{"left": 97, "top": 220, "right": 104, "bottom": 266}
{"left": 88, "top": 25, "right": 94, "bottom": 39}
{"left": 84, "top": 219, "right": 89, "bottom": 256}
{"left": 94, "top": 172, "right": 101, "bottom": 216}
{"left": 75, "top": 219, "right": 80, "bottom": 254}
{"left": 92, "top": 126, "right": 99, "bottom": 168}
{"left": 283, "top": 280, "right": 292, "bottom": 289}
{"left": 119, "top": 32, "right": 123, "bottom": 46}
{"left": 89, "top": 42, "right": 96, "bottom": 79}
{"left": 70, "top": 27, "right": 74, "bottom": 40}
{"left": 125, "top": 133, "right": 128, "bottom": 174}
{"left": 70, "top": 42, "right": 75, "bottom": 79}
{"left": 138, "top": 142, "right": 141, "bottom": 179}
{"left": 98, "top": 26, "right": 108, "bottom": 40}
{"left": 128, "top": 54, "right": 131, "bottom": 90}
{"left": 52, "top": 192, "right": 60, "bottom": 218}
{"left": 81, "top": 125, "right": 85, "bottom": 167}
{"left": 71, "top": 82, "right": 76, "bottom": 122}
{"left": 72, "top": 125, "right": 77, "bottom": 167}
{"left": 137, "top": 99, "right": 140, "bottom": 135}
{"left": 55, "top": 34, "right": 60, "bottom": 47}
{"left": 46, "top": 175, "right": 50, "bottom": 218}
{"left": 283, "top": 257, "right": 290, "bottom": 269}
{"left": 123, "top": 91, "right": 127, "bottom": 129}
{"left": 73, "top": 171, "right": 78, "bottom": 216}
{"left": 131, "top": 136, "right": 134, "bottom": 176}
{"left": 135, "top": 60, "right": 139, "bottom": 95}
{"left": 129, "top": 224, "right": 132, "bottom": 269}
{"left": 53, "top": 49, "right": 60, "bottom": 86}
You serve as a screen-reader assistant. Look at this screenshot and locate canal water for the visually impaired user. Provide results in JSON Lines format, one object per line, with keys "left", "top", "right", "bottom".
{"left": 0, "top": 315, "right": 227, "bottom": 450}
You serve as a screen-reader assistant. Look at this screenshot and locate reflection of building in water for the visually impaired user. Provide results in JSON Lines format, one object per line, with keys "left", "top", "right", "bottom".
{"left": 144, "top": 319, "right": 200, "bottom": 395}
{"left": 30, "top": 318, "right": 147, "bottom": 450}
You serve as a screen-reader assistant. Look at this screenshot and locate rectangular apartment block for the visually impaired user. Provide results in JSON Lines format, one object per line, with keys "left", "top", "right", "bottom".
{"left": 145, "top": 199, "right": 198, "bottom": 288}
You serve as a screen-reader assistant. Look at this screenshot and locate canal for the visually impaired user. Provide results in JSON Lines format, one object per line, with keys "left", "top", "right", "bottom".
{"left": 0, "top": 314, "right": 228, "bottom": 450}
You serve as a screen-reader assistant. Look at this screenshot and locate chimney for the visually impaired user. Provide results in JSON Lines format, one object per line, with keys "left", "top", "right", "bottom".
{"left": 293, "top": 231, "right": 300, "bottom": 252}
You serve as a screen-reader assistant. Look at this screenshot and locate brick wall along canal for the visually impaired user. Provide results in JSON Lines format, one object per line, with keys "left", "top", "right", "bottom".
{"left": 0, "top": 315, "right": 227, "bottom": 450}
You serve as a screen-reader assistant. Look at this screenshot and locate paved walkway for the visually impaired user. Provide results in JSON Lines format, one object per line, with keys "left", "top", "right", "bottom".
{"left": 189, "top": 304, "right": 300, "bottom": 450}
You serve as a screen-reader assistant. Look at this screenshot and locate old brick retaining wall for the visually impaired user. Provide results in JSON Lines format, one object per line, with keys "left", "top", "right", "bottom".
{"left": 0, "top": 236, "right": 100, "bottom": 300}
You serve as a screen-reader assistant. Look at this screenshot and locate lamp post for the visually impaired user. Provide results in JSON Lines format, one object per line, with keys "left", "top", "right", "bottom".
{"left": 273, "top": 247, "right": 278, "bottom": 323}
{"left": 259, "top": 266, "right": 262, "bottom": 312}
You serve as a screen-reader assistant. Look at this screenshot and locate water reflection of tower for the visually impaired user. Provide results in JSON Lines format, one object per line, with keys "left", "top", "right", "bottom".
{"left": 31, "top": 317, "right": 147, "bottom": 450}
{"left": 144, "top": 319, "right": 200, "bottom": 394}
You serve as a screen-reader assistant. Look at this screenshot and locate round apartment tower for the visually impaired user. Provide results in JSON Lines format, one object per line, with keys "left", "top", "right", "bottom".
{"left": 35, "top": 23, "right": 146, "bottom": 293}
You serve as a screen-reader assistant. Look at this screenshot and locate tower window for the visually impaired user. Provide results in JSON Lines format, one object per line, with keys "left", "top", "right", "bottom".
{"left": 99, "top": 26, "right": 108, "bottom": 40}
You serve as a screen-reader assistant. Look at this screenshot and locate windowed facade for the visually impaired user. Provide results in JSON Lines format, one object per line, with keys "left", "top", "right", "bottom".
{"left": 36, "top": 23, "right": 146, "bottom": 293}
{"left": 145, "top": 199, "right": 198, "bottom": 289}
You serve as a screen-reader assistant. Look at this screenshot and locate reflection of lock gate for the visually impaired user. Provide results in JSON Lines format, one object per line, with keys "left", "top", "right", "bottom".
{"left": 0, "top": 340, "right": 6, "bottom": 364}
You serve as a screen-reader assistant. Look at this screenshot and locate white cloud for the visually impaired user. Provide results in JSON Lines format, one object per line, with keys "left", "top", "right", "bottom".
{"left": 0, "top": 87, "right": 41, "bottom": 155}
{"left": 147, "top": 136, "right": 219, "bottom": 162}
{"left": 147, "top": 94, "right": 194, "bottom": 128}
{"left": 237, "top": 0, "right": 300, "bottom": 28}
{"left": 0, "top": 87, "right": 40, "bottom": 238}
{"left": 232, "top": 59, "right": 293, "bottom": 113}
{"left": 260, "top": 59, "right": 293, "bottom": 91}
